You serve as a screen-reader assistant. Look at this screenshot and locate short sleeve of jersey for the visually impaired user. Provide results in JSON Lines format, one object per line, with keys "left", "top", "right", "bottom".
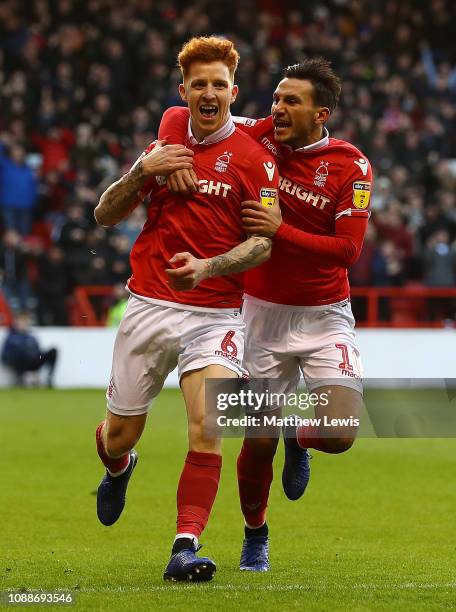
{"left": 240, "top": 150, "right": 279, "bottom": 207}
{"left": 233, "top": 115, "right": 274, "bottom": 143}
{"left": 335, "top": 153, "right": 373, "bottom": 221}
{"left": 158, "top": 106, "right": 189, "bottom": 143}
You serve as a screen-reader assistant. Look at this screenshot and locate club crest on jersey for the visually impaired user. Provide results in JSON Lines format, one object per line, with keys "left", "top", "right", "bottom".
{"left": 260, "top": 187, "right": 278, "bottom": 208}
{"left": 314, "top": 161, "right": 329, "bottom": 188}
{"left": 352, "top": 181, "right": 371, "bottom": 209}
{"left": 215, "top": 151, "right": 232, "bottom": 173}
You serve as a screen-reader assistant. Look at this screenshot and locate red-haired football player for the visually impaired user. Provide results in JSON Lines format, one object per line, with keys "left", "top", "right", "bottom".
{"left": 94, "top": 36, "right": 279, "bottom": 582}
{"left": 158, "top": 58, "right": 372, "bottom": 572}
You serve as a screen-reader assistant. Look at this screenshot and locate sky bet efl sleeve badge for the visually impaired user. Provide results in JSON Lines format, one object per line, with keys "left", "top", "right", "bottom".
{"left": 260, "top": 187, "right": 278, "bottom": 208}
{"left": 352, "top": 181, "right": 371, "bottom": 209}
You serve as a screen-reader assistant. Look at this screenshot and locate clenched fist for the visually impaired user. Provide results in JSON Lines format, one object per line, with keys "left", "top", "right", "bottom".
{"left": 165, "top": 252, "right": 209, "bottom": 291}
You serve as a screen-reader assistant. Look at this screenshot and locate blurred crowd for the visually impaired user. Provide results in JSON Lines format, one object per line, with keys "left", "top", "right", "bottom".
{"left": 0, "top": 0, "right": 456, "bottom": 325}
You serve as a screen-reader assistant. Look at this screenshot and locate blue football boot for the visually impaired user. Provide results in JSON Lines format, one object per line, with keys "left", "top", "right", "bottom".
{"left": 282, "top": 418, "right": 311, "bottom": 500}
{"left": 163, "top": 545, "right": 216, "bottom": 582}
{"left": 239, "top": 535, "right": 270, "bottom": 571}
{"left": 97, "top": 450, "right": 138, "bottom": 526}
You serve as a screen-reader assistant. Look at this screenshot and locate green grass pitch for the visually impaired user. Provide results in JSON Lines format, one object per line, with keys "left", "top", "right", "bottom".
{"left": 1, "top": 389, "right": 455, "bottom": 611}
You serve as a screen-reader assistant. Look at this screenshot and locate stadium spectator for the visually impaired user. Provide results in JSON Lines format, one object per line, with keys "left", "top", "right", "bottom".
{"left": 423, "top": 229, "right": 456, "bottom": 321}
{"left": 31, "top": 126, "right": 74, "bottom": 176}
{"left": 373, "top": 207, "right": 414, "bottom": 262}
{"left": 116, "top": 205, "right": 147, "bottom": 249}
{"left": 1, "top": 312, "right": 58, "bottom": 386}
{"left": 0, "top": 229, "right": 35, "bottom": 312}
{"left": 57, "top": 203, "right": 89, "bottom": 251}
{"left": 35, "top": 245, "right": 69, "bottom": 326}
{"left": 424, "top": 230, "right": 456, "bottom": 287}
{"left": 0, "top": 141, "right": 38, "bottom": 235}
{"left": 372, "top": 240, "right": 405, "bottom": 320}
{"left": 373, "top": 240, "right": 405, "bottom": 287}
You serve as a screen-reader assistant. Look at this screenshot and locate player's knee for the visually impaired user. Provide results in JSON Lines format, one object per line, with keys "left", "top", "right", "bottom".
{"left": 323, "top": 436, "right": 355, "bottom": 454}
{"left": 188, "top": 418, "right": 205, "bottom": 441}
{"left": 244, "top": 437, "right": 278, "bottom": 459}
{"left": 188, "top": 421, "right": 220, "bottom": 453}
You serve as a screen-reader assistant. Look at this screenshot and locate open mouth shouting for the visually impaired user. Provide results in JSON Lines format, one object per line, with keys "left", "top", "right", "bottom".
{"left": 199, "top": 104, "right": 218, "bottom": 120}
{"left": 273, "top": 118, "right": 291, "bottom": 133}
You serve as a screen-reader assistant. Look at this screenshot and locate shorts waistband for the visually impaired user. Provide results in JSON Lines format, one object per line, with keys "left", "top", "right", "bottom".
{"left": 128, "top": 289, "right": 241, "bottom": 314}
{"left": 243, "top": 294, "right": 350, "bottom": 312}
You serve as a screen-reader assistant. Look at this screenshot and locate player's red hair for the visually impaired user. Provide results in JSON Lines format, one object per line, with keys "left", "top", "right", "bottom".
{"left": 178, "top": 36, "right": 240, "bottom": 80}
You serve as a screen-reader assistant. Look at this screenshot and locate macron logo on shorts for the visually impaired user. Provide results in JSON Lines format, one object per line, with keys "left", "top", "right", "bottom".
{"left": 215, "top": 330, "right": 240, "bottom": 365}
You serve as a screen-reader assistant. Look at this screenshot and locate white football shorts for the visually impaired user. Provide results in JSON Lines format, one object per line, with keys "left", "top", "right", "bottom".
{"left": 243, "top": 295, "right": 363, "bottom": 397}
{"left": 107, "top": 295, "right": 246, "bottom": 416}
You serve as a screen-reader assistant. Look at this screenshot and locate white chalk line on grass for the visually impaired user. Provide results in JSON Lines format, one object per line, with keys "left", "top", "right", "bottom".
{"left": 76, "top": 583, "right": 456, "bottom": 593}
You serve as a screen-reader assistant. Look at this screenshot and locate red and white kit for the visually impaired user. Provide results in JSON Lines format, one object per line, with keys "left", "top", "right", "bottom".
{"left": 108, "top": 117, "right": 279, "bottom": 415}
{"left": 159, "top": 110, "right": 373, "bottom": 393}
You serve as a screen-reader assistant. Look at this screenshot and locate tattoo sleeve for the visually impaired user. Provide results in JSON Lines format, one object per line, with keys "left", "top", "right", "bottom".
{"left": 205, "top": 236, "right": 272, "bottom": 278}
{"left": 95, "top": 159, "right": 147, "bottom": 226}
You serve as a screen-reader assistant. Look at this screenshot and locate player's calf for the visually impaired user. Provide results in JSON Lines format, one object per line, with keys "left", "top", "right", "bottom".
{"left": 237, "top": 438, "right": 277, "bottom": 527}
{"left": 103, "top": 412, "right": 147, "bottom": 458}
{"left": 95, "top": 415, "right": 145, "bottom": 526}
{"left": 319, "top": 435, "right": 355, "bottom": 454}
{"left": 96, "top": 421, "right": 131, "bottom": 473}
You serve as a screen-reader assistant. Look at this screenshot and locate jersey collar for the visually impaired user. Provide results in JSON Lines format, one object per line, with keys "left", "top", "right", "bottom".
{"left": 187, "top": 115, "right": 235, "bottom": 145}
{"left": 284, "top": 127, "right": 330, "bottom": 153}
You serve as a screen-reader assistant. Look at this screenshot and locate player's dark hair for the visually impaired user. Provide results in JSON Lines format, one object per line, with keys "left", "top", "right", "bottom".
{"left": 284, "top": 58, "right": 341, "bottom": 112}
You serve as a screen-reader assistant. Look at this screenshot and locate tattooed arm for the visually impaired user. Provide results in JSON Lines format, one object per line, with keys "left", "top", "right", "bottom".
{"left": 205, "top": 235, "right": 272, "bottom": 277}
{"left": 165, "top": 219, "right": 272, "bottom": 291}
{"left": 94, "top": 141, "right": 194, "bottom": 227}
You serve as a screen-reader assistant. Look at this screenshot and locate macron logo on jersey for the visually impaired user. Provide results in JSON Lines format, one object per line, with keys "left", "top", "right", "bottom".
{"left": 261, "top": 136, "right": 279, "bottom": 157}
{"left": 354, "top": 158, "right": 369, "bottom": 176}
{"left": 263, "top": 161, "right": 276, "bottom": 181}
{"left": 279, "top": 176, "right": 331, "bottom": 210}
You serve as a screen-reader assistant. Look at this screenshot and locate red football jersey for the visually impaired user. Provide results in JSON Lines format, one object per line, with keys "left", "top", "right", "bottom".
{"left": 159, "top": 109, "right": 372, "bottom": 306}
{"left": 128, "top": 118, "right": 279, "bottom": 309}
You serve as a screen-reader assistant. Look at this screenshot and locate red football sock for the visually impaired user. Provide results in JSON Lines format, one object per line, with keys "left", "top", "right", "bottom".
{"left": 176, "top": 451, "right": 222, "bottom": 538}
{"left": 237, "top": 439, "right": 274, "bottom": 528}
{"left": 297, "top": 424, "right": 328, "bottom": 452}
{"left": 95, "top": 422, "right": 130, "bottom": 474}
